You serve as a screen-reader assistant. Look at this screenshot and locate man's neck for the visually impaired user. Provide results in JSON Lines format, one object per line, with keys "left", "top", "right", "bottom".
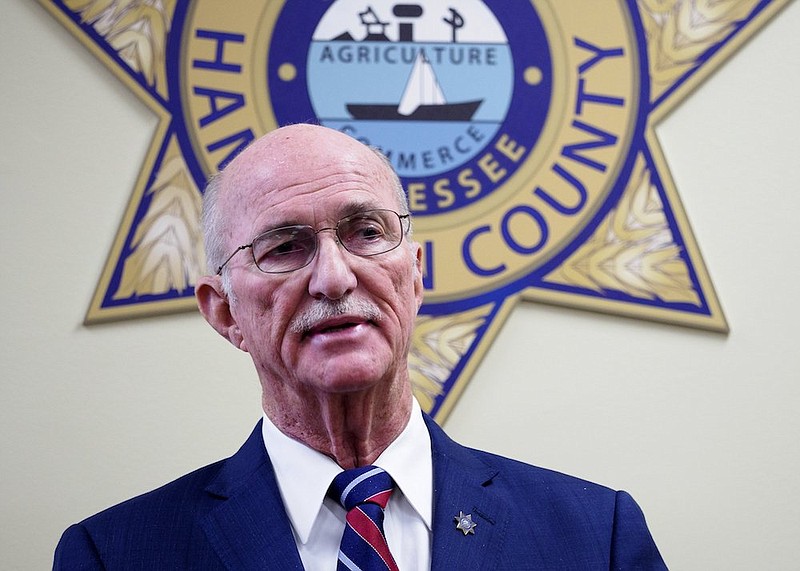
{"left": 262, "top": 383, "right": 414, "bottom": 468}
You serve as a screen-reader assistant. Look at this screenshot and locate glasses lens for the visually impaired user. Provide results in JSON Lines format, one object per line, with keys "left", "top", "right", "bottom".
{"left": 252, "top": 226, "right": 316, "bottom": 273}
{"left": 338, "top": 210, "right": 402, "bottom": 256}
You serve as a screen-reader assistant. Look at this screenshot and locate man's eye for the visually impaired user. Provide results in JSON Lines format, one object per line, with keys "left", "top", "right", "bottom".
{"left": 263, "top": 239, "right": 306, "bottom": 259}
{"left": 357, "top": 223, "right": 384, "bottom": 239}
{"left": 345, "top": 216, "right": 387, "bottom": 241}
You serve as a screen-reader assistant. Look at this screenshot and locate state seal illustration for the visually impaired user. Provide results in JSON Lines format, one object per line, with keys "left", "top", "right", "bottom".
{"left": 38, "top": 0, "right": 791, "bottom": 419}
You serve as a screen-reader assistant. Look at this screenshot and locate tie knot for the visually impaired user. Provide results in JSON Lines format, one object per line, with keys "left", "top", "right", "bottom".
{"left": 330, "top": 465, "right": 395, "bottom": 511}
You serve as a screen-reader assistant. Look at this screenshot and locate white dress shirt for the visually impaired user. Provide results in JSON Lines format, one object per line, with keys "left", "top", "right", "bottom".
{"left": 261, "top": 397, "right": 433, "bottom": 570}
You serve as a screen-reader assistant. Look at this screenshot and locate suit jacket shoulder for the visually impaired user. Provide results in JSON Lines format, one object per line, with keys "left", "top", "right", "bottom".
{"left": 53, "top": 422, "right": 304, "bottom": 570}
{"left": 424, "top": 414, "right": 667, "bottom": 570}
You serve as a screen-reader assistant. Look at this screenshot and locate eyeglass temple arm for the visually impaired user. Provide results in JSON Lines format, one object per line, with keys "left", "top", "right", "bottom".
{"left": 216, "top": 244, "right": 252, "bottom": 275}
{"left": 399, "top": 214, "right": 411, "bottom": 233}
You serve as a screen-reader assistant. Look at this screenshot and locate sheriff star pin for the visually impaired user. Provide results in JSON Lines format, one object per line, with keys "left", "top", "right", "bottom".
{"left": 454, "top": 511, "right": 477, "bottom": 535}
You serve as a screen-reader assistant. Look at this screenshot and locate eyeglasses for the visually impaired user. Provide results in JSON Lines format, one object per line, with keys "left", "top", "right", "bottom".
{"left": 216, "top": 209, "right": 411, "bottom": 275}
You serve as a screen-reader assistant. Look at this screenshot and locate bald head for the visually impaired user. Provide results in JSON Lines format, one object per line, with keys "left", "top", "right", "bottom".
{"left": 201, "top": 124, "right": 408, "bottom": 276}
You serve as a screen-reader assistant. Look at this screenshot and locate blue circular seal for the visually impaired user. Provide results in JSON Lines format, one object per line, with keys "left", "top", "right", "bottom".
{"left": 268, "top": 1, "right": 552, "bottom": 216}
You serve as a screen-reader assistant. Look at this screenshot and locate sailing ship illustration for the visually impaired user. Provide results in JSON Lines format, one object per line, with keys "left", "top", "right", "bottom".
{"left": 340, "top": 6, "right": 482, "bottom": 121}
{"left": 347, "top": 51, "right": 483, "bottom": 121}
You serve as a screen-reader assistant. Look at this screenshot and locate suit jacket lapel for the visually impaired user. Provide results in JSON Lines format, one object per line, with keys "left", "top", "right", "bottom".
{"left": 425, "top": 415, "right": 511, "bottom": 571}
{"left": 196, "top": 415, "right": 512, "bottom": 570}
{"left": 200, "top": 422, "right": 305, "bottom": 570}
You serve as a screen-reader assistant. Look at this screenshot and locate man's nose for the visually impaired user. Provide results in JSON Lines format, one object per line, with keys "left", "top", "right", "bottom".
{"left": 307, "top": 231, "right": 357, "bottom": 300}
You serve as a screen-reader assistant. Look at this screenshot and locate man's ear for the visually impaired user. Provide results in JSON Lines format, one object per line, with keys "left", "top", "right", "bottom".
{"left": 195, "top": 275, "right": 247, "bottom": 351}
{"left": 412, "top": 241, "right": 425, "bottom": 311}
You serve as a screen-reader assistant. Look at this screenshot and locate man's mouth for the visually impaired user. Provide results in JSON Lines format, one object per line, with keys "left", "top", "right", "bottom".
{"left": 305, "top": 316, "right": 371, "bottom": 338}
{"left": 290, "top": 297, "right": 382, "bottom": 337}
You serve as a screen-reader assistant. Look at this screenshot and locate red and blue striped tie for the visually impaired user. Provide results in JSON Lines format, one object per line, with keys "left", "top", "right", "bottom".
{"left": 329, "top": 465, "right": 400, "bottom": 571}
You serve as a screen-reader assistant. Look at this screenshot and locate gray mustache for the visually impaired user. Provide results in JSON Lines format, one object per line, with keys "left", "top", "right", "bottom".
{"left": 289, "top": 297, "right": 382, "bottom": 334}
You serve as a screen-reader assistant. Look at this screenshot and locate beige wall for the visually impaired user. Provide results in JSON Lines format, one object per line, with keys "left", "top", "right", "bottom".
{"left": 2, "top": 1, "right": 799, "bottom": 568}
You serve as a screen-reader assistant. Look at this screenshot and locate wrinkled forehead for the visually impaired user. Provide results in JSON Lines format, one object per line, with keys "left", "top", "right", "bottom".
{"left": 217, "top": 128, "right": 400, "bottom": 240}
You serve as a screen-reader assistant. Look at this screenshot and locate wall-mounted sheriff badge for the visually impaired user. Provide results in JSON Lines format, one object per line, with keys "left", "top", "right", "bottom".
{"left": 36, "top": 0, "right": 792, "bottom": 422}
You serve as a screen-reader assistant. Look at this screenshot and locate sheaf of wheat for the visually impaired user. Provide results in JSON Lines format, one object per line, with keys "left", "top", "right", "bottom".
{"left": 113, "top": 136, "right": 204, "bottom": 299}
{"left": 64, "top": 0, "right": 175, "bottom": 98}
{"left": 409, "top": 306, "right": 491, "bottom": 412}
{"left": 545, "top": 153, "right": 700, "bottom": 306}
{"left": 639, "top": 0, "right": 760, "bottom": 101}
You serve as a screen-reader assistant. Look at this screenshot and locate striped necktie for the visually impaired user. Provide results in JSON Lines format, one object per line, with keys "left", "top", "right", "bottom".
{"left": 329, "top": 465, "right": 400, "bottom": 571}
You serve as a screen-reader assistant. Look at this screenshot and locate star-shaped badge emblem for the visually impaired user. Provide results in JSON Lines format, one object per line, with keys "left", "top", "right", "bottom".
{"left": 36, "top": 0, "right": 789, "bottom": 421}
{"left": 454, "top": 511, "right": 477, "bottom": 535}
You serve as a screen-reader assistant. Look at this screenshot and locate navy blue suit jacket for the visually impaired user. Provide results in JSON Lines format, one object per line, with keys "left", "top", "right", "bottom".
{"left": 54, "top": 415, "right": 666, "bottom": 569}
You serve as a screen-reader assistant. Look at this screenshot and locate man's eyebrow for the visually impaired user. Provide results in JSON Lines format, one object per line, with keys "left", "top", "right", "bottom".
{"left": 252, "top": 201, "right": 380, "bottom": 235}
{"left": 339, "top": 200, "right": 380, "bottom": 217}
{"left": 251, "top": 217, "right": 305, "bottom": 237}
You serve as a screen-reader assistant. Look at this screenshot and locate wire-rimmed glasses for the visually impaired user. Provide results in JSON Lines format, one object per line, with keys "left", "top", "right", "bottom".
{"left": 216, "top": 208, "right": 411, "bottom": 275}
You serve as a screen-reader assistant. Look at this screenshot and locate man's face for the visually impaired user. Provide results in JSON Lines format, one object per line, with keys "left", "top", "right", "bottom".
{"left": 214, "top": 129, "right": 423, "bottom": 410}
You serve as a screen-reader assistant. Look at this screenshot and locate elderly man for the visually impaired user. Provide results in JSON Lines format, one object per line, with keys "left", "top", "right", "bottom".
{"left": 54, "top": 124, "right": 666, "bottom": 569}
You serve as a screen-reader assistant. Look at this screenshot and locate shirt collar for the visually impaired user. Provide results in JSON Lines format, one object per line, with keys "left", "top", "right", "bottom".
{"left": 261, "top": 397, "right": 433, "bottom": 544}
{"left": 373, "top": 398, "right": 433, "bottom": 530}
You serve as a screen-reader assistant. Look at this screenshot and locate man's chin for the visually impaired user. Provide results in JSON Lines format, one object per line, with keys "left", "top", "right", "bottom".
{"left": 302, "top": 357, "right": 393, "bottom": 394}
